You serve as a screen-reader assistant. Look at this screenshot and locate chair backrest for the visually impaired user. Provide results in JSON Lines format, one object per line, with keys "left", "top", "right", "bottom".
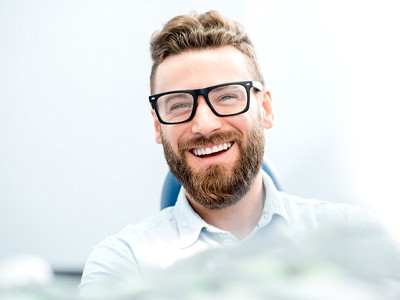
{"left": 160, "top": 159, "right": 282, "bottom": 209}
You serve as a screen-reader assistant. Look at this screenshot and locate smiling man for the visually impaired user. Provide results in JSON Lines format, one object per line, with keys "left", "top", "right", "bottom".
{"left": 151, "top": 45, "right": 272, "bottom": 239}
{"left": 80, "top": 10, "right": 390, "bottom": 295}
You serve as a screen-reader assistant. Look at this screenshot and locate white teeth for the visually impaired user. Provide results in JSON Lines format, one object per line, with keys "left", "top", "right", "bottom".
{"left": 192, "top": 142, "right": 232, "bottom": 157}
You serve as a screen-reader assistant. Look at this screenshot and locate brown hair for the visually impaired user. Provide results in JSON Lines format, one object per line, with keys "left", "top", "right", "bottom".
{"left": 149, "top": 10, "right": 264, "bottom": 93}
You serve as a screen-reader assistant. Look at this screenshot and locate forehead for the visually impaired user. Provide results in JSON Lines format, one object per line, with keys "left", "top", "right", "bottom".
{"left": 153, "top": 46, "right": 254, "bottom": 94}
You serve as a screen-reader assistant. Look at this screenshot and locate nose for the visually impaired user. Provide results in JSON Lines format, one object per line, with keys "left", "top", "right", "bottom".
{"left": 191, "top": 96, "right": 223, "bottom": 135}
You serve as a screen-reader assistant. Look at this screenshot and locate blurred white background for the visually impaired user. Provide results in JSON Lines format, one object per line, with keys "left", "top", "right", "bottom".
{"left": 0, "top": 0, "right": 399, "bottom": 272}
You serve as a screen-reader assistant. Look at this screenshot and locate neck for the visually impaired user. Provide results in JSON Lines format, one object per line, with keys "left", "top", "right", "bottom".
{"left": 188, "top": 171, "right": 265, "bottom": 240}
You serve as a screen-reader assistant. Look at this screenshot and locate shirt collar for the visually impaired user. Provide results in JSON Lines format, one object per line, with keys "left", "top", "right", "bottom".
{"left": 173, "top": 170, "right": 289, "bottom": 248}
{"left": 258, "top": 171, "right": 289, "bottom": 227}
{"left": 173, "top": 189, "right": 207, "bottom": 248}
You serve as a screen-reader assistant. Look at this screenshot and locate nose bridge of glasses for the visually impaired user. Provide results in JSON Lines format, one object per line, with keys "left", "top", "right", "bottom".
{"left": 190, "top": 89, "right": 223, "bottom": 134}
{"left": 192, "top": 88, "right": 216, "bottom": 114}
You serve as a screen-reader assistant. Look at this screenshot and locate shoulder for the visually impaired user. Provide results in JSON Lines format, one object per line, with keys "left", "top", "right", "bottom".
{"left": 91, "top": 206, "right": 179, "bottom": 259}
{"left": 80, "top": 207, "right": 178, "bottom": 294}
{"left": 122, "top": 206, "right": 178, "bottom": 237}
{"left": 278, "top": 191, "right": 382, "bottom": 233}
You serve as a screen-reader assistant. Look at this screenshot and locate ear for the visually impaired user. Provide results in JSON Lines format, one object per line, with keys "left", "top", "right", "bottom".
{"left": 261, "top": 90, "right": 274, "bottom": 129}
{"left": 151, "top": 109, "right": 162, "bottom": 144}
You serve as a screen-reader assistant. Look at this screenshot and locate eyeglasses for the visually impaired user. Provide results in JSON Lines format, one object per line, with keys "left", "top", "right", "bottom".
{"left": 149, "top": 81, "right": 263, "bottom": 125}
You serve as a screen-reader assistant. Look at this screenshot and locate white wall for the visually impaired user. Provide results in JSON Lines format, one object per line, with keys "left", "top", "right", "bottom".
{"left": 247, "top": 0, "right": 400, "bottom": 238}
{"left": 1, "top": 0, "right": 399, "bottom": 271}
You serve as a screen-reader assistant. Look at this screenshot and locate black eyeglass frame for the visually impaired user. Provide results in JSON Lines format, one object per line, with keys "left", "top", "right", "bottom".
{"left": 149, "top": 80, "right": 263, "bottom": 125}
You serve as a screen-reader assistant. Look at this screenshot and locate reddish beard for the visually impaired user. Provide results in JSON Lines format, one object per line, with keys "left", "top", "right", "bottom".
{"left": 161, "top": 123, "right": 265, "bottom": 210}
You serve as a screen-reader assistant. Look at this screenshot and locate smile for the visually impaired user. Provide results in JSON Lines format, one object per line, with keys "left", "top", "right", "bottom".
{"left": 191, "top": 142, "right": 233, "bottom": 157}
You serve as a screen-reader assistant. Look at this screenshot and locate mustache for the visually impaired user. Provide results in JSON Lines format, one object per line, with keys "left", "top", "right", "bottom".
{"left": 178, "top": 131, "right": 241, "bottom": 152}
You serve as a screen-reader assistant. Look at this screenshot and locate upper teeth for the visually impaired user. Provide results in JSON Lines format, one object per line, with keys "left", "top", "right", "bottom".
{"left": 192, "top": 142, "right": 232, "bottom": 156}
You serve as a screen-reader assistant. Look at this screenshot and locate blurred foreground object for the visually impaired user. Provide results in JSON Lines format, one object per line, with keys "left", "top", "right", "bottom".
{"left": 0, "top": 254, "right": 59, "bottom": 300}
{"left": 0, "top": 254, "right": 53, "bottom": 289}
{"left": 1, "top": 226, "right": 400, "bottom": 299}
{"left": 82, "top": 225, "right": 400, "bottom": 300}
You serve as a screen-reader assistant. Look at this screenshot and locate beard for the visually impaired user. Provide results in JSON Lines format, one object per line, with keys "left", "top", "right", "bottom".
{"left": 161, "top": 118, "right": 265, "bottom": 210}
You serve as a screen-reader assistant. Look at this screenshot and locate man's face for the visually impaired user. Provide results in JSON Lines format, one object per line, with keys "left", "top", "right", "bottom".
{"left": 151, "top": 46, "right": 274, "bottom": 209}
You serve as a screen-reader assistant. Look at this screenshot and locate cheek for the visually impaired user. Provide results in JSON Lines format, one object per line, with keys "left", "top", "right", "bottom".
{"left": 235, "top": 110, "right": 260, "bottom": 131}
{"left": 160, "top": 126, "right": 182, "bottom": 153}
{"left": 247, "top": 101, "right": 265, "bottom": 127}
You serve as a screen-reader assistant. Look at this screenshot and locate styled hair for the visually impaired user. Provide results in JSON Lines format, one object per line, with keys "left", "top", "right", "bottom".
{"left": 149, "top": 10, "right": 264, "bottom": 93}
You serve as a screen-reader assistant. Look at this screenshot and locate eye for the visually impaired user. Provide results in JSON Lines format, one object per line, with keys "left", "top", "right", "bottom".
{"left": 161, "top": 93, "right": 193, "bottom": 115}
{"left": 169, "top": 102, "right": 193, "bottom": 112}
{"left": 210, "top": 85, "right": 246, "bottom": 106}
{"left": 212, "top": 92, "right": 243, "bottom": 107}
{"left": 217, "top": 93, "right": 239, "bottom": 102}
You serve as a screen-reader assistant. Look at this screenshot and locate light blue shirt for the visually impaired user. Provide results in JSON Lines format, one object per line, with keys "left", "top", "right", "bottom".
{"left": 80, "top": 171, "right": 378, "bottom": 294}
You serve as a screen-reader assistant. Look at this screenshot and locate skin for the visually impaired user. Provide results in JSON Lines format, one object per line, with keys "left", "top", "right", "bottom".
{"left": 151, "top": 46, "right": 274, "bottom": 239}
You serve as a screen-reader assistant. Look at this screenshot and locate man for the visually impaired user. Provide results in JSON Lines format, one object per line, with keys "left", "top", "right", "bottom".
{"left": 80, "top": 10, "right": 395, "bottom": 297}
